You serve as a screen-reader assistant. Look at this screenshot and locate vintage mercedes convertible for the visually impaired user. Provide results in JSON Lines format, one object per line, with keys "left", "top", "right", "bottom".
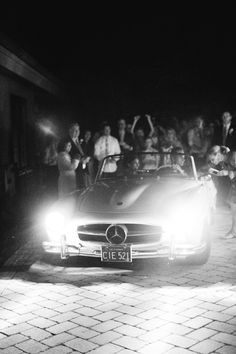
{"left": 43, "top": 152, "right": 216, "bottom": 264}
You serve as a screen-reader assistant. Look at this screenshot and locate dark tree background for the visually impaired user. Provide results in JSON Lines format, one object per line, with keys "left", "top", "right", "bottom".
{"left": 0, "top": 6, "right": 236, "bottom": 129}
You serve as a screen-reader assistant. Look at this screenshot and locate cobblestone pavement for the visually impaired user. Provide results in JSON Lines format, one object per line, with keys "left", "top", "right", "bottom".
{"left": 0, "top": 206, "right": 236, "bottom": 353}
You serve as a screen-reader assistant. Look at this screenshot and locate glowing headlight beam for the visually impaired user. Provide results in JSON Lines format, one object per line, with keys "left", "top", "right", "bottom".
{"left": 45, "top": 211, "right": 65, "bottom": 241}
{"left": 167, "top": 199, "right": 207, "bottom": 244}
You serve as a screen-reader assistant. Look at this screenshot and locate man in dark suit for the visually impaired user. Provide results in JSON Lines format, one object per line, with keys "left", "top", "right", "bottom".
{"left": 114, "top": 119, "right": 134, "bottom": 153}
{"left": 68, "top": 122, "right": 84, "bottom": 158}
{"left": 213, "top": 112, "right": 236, "bottom": 150}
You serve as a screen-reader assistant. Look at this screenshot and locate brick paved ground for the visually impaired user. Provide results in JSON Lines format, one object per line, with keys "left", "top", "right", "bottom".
{"left": 0, "top": 206, "right": 236, "bottom": 353}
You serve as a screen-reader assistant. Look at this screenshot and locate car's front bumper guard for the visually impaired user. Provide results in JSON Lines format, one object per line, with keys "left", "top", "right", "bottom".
{"left": 43, "top": 237, "right": 207, "bottom": 260}
{"left": 60, "top": 235, "right": 69, "bottom": 259}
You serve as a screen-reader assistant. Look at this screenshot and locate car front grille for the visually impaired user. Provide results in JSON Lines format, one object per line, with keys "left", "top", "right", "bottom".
{"left": 77, "top": 224, "right": 162, "bottom": 244}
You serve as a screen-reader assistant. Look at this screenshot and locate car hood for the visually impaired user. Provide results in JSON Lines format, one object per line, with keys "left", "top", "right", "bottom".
{"left": 77, "top": 178, "right": 202, "bottom": 214}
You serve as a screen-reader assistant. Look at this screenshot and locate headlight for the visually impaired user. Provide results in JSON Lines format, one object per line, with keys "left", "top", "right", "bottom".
{"left": 168, "top": 200, "right": 207, "bottom": 244}
{"left": 45, "top": 211, "right": 65, "bottom": 241}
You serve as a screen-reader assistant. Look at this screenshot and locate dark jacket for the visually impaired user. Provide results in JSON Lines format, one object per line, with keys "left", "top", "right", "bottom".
{"left": 67, "top": 136, "right": 84, "bottom": 159}
{"left": 81, "top": 140, "right": 94, "bottom": 157}
{"left": 114, "top": 130, "right": 134, "bottom": 152}
{"left": 212, "top": 124, "right": 236, "bottom": 150}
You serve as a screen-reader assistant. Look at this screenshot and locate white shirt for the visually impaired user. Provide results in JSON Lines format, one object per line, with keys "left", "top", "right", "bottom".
{"left": 223, "top": 123, "right": 231, "bottom": 134}
{"left": 94, "top": 135, "right": 121, "bottom": 172}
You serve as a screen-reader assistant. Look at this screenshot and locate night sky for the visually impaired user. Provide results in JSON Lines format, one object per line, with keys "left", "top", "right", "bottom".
{"left": 0, "top": 6, "right": 236, "bottom": 126}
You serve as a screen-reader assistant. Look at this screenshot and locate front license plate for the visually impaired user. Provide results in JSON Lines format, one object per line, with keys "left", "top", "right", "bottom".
{"left": 101, "top": 244, "right": 132, "bottom": 262}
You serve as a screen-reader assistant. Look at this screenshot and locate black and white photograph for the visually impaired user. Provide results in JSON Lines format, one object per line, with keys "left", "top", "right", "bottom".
{"left": 0, "top": 6, "right": 236, "bottom": 354}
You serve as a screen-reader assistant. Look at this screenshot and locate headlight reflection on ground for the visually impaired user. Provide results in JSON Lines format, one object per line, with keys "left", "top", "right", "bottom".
{"left": 1, "top": 255, "right": 236, "bottom": 354}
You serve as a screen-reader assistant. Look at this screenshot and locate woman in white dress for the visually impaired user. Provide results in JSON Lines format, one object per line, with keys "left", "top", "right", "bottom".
{"left": 57, "top": 139, "right": 80, "bottom": 198}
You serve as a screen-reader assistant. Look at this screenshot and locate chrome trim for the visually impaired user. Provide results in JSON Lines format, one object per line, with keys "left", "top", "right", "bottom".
{"left": 60, "top": 235, "right": 69, "bottom": 259}
{"left": 105, "top": 224, "right": 128, "bottom": 244}
{"left": 77, "top": 224, "right": 162, "bottom": 245}
{"left": 43, "top": 240, "right": 207, "bottom": 260}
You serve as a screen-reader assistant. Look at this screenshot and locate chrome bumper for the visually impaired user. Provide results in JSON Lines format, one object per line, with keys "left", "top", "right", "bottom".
{"left": 43, "top": 239, "right": 207, "bottom": 261}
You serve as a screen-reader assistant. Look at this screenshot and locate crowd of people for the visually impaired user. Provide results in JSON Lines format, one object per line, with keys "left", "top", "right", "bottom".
{"left": 42, "top": 111, "right": 236, "bottom": 239}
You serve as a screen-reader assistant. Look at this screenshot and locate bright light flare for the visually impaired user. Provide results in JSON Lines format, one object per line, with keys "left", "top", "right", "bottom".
{"left": 166, "top": 198, "right": 207, "bottom": 244}
{"left": 41, "top": 125, "right": 53, "bottom": 135}
{"left": 37, "top": 119, "right": 56, "bottom": 136}
{"left": 45, "top": 211, "right": 65, "bottom": 241}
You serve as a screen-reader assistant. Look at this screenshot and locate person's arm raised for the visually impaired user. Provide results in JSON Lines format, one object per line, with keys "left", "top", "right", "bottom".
{"left": 131, "top": 115, "right": 141, "bottom": 135}
{"left": 145, "top": 114, "right": 154, "bottom": 137}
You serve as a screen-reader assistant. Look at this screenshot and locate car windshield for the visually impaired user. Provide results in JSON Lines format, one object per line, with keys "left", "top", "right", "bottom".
{"left": 97, "top": 152, "right": 197, "bottom": 181}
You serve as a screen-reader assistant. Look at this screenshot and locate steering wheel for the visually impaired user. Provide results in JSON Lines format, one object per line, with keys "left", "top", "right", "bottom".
{"left": 156, "top": 164, "right": 184, "bottom": 175}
